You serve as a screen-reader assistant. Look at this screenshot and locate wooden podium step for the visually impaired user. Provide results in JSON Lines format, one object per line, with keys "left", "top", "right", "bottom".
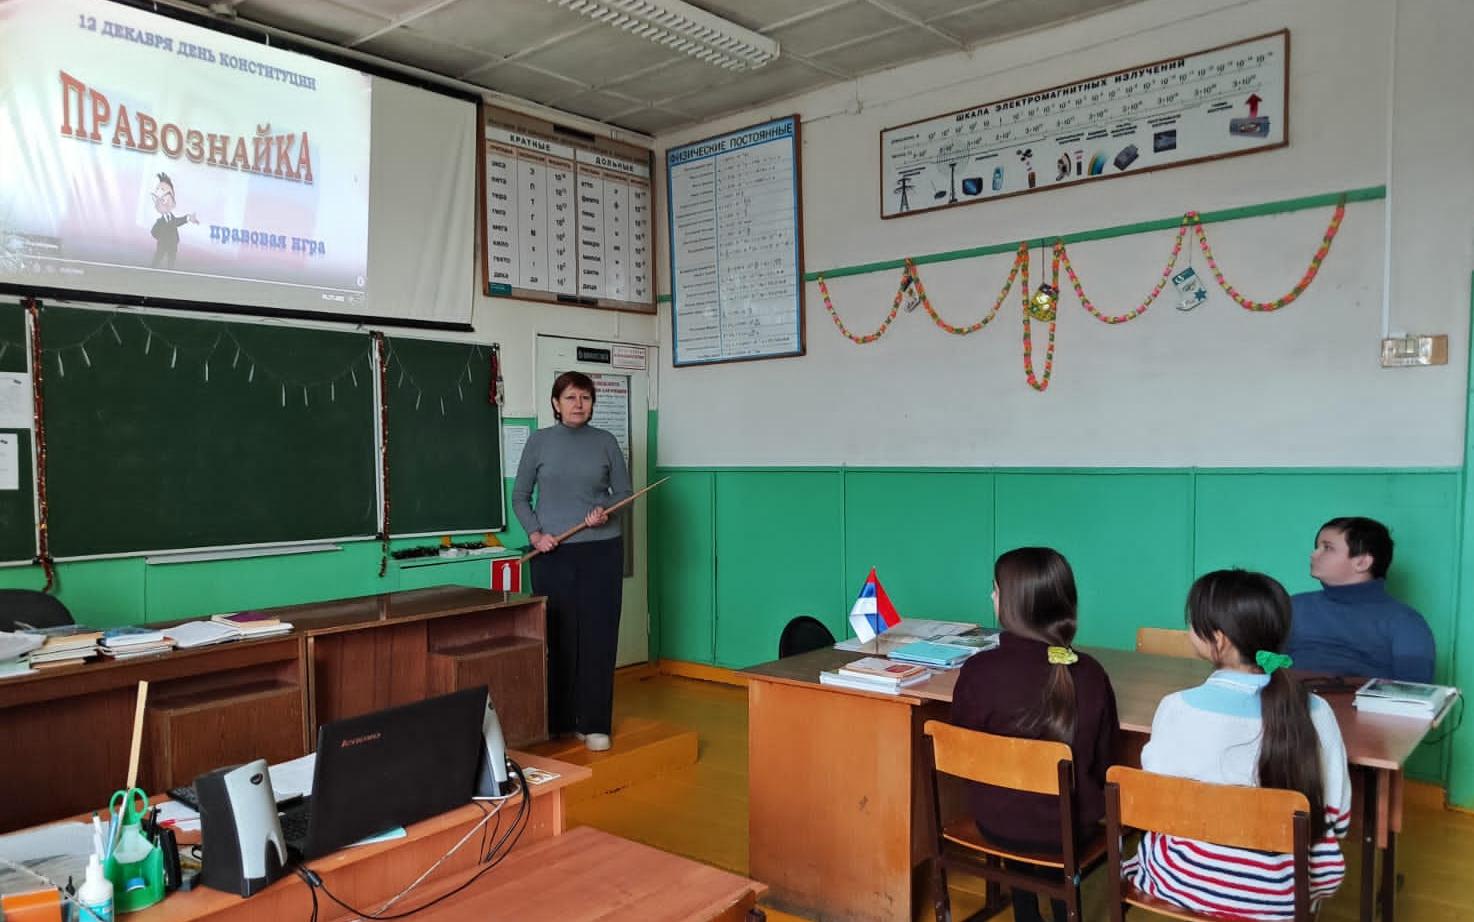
{"left": 523, "top": 716, "right": 698, "bottom": 805}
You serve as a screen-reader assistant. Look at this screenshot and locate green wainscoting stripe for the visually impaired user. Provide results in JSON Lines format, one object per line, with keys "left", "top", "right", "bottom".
{"left": 653, "top": 464, "right": 1461, "bottom": 786}
{"left": 655, "top": 189, "right": 1383, "bottom": 297}
{"left": 807, "top": 185, "right": 1386, "bottom": 282}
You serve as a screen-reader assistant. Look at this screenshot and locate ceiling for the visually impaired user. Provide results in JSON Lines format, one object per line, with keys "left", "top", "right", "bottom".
{"left": 180, "top": 0, "right": 1146, "bottom": 138}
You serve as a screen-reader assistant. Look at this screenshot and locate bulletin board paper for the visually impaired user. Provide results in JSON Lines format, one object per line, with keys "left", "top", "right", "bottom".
{"left": 880, "top": 30, "right": 1289, "bottom": 218}
{"left": 667, "top": 115, "right": 805, "bottom": 367}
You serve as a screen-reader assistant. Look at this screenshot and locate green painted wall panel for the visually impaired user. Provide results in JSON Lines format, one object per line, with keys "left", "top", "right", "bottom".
{"left": 143, "top": 542, "right": 392, "bottom": 622}
{"left": 395, "top": 557, "right": 496, "bottom": 592}
{"left": 653, "top": 471, "right": 716, "bottom": 663}
{"left": 714, "top": 471, "right": 843, "bottom": 667}
{"left": 0, "top": 558, "right": 147, "bottom": 629}
{"left": 843, "top": 471, "right": 995, "bottom": 629}
{"left": 994, "top": 472, "right": 1194, "bottom": 649}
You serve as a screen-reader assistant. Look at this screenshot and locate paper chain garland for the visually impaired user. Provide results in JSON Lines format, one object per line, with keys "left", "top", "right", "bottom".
{"left": 816, "top": 201, "right": 1348, "bottom": 390}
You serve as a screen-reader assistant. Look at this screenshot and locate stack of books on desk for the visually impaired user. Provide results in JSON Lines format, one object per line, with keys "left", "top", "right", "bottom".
{"left": 1353, "top": 678, "right": 1459, "bottom": 718}
{"left": 27, "top": 627, "right": 103, "bottom": 669}
{"left": 98, "top": 626, "right": 174, "bottom": 659}
{"left": 210, "top": 611, "right": 293, "bottom": 638}
{"left": 819, "top": 657, "right": 931, "bottom": 694}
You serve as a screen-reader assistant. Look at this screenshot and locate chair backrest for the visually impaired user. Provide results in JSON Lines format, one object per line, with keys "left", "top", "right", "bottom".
{"left": 777, "top": 615, "right": 835, "bottom": 658}
{"left": 1135, "top": 627, "right": 1197, "bottom": 660}
{"left": 0, "top": 589, "right": 73, "bottom": 633}
{"left": 1106, "top": 765, "right": 1308, "bottom": 853}
{"left": 923, "top": 719, "right": 1071, "bottom": 796}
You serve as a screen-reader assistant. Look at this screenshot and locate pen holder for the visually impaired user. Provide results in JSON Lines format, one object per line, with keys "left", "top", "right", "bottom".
{"left": 103, "top": 824, "right": 166, "bottom": 913}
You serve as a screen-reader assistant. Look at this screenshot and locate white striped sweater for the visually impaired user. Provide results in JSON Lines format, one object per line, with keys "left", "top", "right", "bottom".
{"left": 1123, "top": 670, "right": 1352, "bottom": 920}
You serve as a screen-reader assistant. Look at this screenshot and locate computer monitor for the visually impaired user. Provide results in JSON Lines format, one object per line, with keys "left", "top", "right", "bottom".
{"left": 290, "top": 686, "right": 487, "bottom": 859}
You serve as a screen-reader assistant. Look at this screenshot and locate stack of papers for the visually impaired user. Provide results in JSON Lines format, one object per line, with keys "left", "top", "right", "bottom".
{"left": 98, "top": 626, "right": 173, "bottom": 659}
{"left": 834, "top": 619, "right": 999, "bottom": 655}
{"left": 163, "top": 620, "right": 242, "bottom": 649}
{"left": 0, "top": 632, "right": 42, "bottom": 678}
{"left": 210, "top": 612, "right": 293, "bottom": 638}
{"left": 1353, "top": 678, "right": 1459, "bottom": 718}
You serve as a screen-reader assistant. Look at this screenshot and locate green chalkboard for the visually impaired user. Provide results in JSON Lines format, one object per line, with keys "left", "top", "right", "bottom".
{"left": 384, "top": 336, "right": 504, "bottom": 535}
{"left": 0, "top": 304, "right": 35, "bottom": 563}
{"left": 41, "top": 306, "right": 378, "bottom": 557}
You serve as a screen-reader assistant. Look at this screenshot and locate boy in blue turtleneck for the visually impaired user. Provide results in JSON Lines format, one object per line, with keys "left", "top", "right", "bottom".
{"left": 1287, "top": 517, "right": 1435, "bottom": 682}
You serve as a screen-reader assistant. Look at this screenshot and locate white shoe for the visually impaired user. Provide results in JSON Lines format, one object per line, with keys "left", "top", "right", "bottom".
{"left": 583, "top": 733, "right": 611, "bottom": 752}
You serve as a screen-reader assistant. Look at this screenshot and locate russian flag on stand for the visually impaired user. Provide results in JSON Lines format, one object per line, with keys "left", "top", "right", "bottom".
{"left": 849, "top": 568, "right": 901, "bottom": 644}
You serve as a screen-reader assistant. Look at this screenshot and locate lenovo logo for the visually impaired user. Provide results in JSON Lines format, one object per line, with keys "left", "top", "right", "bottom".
{"left": 340, "top": 732, "right": 382, "bottom": 748}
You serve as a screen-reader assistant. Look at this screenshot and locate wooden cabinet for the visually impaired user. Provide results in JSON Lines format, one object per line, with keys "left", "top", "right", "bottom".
{"left": 0, "top": 587, "right": 547, "bottom": 833}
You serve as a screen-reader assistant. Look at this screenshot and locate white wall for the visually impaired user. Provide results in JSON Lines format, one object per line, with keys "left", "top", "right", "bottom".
{"left": 651, "top": 0, "right": 1474, "bottom": 468}
{"left": 471, "top": 295, "right": 657, "bottom": 420}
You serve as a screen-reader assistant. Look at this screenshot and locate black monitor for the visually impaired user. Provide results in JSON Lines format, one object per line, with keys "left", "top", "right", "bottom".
{"left": 288, "top": 686, "right": 487, "bottom": 859}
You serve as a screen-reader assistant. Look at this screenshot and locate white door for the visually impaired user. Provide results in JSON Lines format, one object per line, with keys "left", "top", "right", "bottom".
{"left": 534, "top": 335, "right": 652, "bottom": 667}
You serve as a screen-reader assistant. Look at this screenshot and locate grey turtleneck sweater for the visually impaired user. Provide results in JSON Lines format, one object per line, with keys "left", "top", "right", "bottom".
{"left": 512, "top": 422, "right": 632, "bottom": 544}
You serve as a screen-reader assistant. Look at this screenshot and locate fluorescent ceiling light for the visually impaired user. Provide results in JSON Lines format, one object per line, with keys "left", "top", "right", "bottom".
{"left": 549, "top": 0, "right": 779, "bottom": 71}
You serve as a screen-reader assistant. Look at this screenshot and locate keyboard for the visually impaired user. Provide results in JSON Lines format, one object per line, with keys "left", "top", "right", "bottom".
{"left": 168, "top": 785, "right": 200, "bottom": 811}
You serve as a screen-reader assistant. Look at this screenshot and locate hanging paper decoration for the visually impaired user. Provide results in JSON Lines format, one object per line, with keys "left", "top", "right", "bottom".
{"left": 1020, "top": 247, "right": 1060, "bottom": 392}
{"left": 818, "top": 243, "right": 1029, "bottom": 344}
{"left": 1190, "top": 201, "right": 1345, "bottom": 312}
{"left": 817, "top": 200, "right": 1349, "bottom": 389}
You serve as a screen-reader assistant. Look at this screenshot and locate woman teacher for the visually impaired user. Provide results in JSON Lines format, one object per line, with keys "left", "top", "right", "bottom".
{"left": 512, "top": 371, "right": 632, "bottom": 752}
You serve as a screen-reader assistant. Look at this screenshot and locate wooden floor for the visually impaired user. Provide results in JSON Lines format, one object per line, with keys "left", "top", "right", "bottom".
{"left": 569, "top": 672, "right": 1474, "bottom": 922}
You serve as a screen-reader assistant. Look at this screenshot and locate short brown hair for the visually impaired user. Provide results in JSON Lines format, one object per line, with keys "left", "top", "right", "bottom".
{"left": 550, "top": 371, "right": 596, "bottom": 422}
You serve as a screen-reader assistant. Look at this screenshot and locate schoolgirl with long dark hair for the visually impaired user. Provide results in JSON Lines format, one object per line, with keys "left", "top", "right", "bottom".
{"left": 950, "top": 547, "right": 1120, "bottom": 922}
{"left": 1124, "top": 569, "right": 1352, "bottom": 919}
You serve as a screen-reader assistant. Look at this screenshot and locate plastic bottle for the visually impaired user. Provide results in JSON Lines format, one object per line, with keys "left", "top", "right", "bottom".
{"left": 76, "top": 853, "right": 113, "bottom": 922}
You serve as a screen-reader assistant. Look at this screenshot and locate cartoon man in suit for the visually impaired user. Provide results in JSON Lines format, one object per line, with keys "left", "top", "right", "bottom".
{"left": 149, "top": 173, "right": 197, "bottom": 269}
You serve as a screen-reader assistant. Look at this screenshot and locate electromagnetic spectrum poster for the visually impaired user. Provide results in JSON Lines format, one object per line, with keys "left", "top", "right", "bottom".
{"left": 880, "top": 31, "right": 1287, "bottom": 218}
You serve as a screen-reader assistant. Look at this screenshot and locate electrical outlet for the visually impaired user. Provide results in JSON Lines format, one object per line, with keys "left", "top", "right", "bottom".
{"left": 1380, "top": 334, "right": 1448, "bottom": 367}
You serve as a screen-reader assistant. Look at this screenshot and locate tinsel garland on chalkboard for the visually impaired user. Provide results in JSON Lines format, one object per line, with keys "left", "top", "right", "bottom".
{"left": 374, "top": 332, "right": 391, "bottom": 578}
{"left": 816, "top": 199, "right": 1348, "bottom": 391}
{"left": 24, "top": 299, "right": 55, "bottom": 591}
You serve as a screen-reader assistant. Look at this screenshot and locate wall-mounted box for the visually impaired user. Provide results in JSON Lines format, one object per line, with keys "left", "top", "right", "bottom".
{"left": 1380, "top": 335, "right": 1448, "bottom": 367}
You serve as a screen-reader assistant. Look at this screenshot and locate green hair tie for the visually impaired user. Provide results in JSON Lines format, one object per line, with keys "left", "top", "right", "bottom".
{"left": 1255, "top": 650, "right": 1294, "bottom": 675}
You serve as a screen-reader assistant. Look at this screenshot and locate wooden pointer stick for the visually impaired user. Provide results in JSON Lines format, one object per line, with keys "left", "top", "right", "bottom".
{"left": 125, "top": 679, "right": 149, "bottom": 792}
{"left": 520, "top": 476, "right": 669, "bottom": 563}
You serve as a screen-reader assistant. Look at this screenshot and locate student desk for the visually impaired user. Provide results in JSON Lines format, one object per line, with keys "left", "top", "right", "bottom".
{"left": 746, "top": 646, "right": 1443, "bottom": 922}
{"left": 27, "top": 751, "right": 590, "bottom": 922}
{"left": 390, "top": 825, "right": 767, "bottom": 922}
{"left": 0, "top": 587, "right": 547, "bottom": 833}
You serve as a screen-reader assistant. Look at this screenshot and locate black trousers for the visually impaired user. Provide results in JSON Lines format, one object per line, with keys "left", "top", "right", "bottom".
{"left": 530, "top": 536, "right": 623, "bottom": 736}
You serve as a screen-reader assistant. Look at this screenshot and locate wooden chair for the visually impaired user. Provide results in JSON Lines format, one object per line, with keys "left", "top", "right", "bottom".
{"left": 1105, "top": 766, "right": 1316, "bottom": 922}
{"left": 1134, "top": 627, "right": 1196, "bottom": 659}
{"left": 922, "top": 720, "right": 1106, "bottom": 922}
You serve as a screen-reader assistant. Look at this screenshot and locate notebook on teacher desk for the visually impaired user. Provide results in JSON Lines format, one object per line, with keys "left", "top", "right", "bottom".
{"left": 887, "top": 640, "right": 979, "bottom": 668}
